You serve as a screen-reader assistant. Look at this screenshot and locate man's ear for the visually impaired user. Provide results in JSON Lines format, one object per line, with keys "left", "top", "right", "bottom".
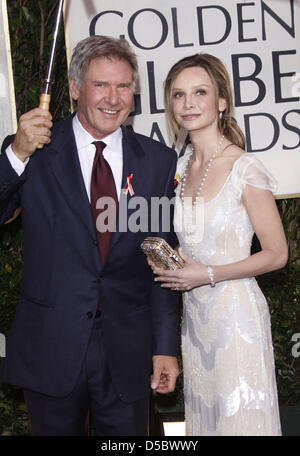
{"left": 69, "top": 79, "right": 79, "bottom": 101}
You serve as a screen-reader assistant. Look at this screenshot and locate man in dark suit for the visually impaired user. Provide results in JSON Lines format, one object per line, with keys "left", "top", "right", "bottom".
{"left": 0, "top": 35, "right": 179, "bottom": 435}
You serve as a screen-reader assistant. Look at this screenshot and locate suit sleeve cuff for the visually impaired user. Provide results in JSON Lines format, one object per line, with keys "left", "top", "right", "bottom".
{"left": 6, "top": 145, "right": 29, "bottom": 176}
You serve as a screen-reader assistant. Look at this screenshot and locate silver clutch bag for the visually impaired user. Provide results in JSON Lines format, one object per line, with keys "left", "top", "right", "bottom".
{"left": 141, "top": 237, "right": 185, "bottom": 270}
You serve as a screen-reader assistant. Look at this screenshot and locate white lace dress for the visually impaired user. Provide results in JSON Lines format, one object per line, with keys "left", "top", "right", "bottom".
{"left": 174, "top": 150, "right": 282, "bottom": 436}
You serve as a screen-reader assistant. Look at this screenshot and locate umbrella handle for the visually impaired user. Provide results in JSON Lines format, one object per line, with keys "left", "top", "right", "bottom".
{"left": 37, "top": 93, "right": 51, "bottom": 149}
{"left": 39, "top": 93, "right": 51, "bottom": 111}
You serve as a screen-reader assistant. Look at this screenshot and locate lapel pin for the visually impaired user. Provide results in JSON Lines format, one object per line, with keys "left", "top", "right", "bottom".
{"left": 123, "top": 173, "right": 135, "bottom": 196}
{"left": 174, "top": 172, "right": 181, "bottom": 189}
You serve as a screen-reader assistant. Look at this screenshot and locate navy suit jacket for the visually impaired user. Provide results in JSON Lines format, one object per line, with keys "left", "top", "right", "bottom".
{"left": 0, "top": 116, "right": 179, "bottom": 402}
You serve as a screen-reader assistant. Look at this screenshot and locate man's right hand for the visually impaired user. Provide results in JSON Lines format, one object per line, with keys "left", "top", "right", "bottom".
{"left": 12, "top": 108, "right": 53, "bottom": 162}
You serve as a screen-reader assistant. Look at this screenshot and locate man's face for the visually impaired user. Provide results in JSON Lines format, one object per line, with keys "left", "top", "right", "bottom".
{"left": 69, "top": 56, "right": 134, "bottom": 139}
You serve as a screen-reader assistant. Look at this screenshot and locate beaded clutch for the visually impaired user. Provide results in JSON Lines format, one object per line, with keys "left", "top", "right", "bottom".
{"left": 141, "top": 237, "right": 185, "bottom": 270}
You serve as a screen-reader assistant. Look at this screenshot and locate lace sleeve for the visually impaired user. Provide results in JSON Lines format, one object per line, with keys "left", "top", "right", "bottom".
{"left": 232, "top": 153, "right": 278, "bottom": 199}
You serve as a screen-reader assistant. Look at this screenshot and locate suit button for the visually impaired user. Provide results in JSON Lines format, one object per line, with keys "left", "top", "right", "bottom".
{"left": 93, "top": 240, "right": 98, "bottom": 246}
{"left": 86, "top": 311, "right": 93, "bottom": 319}
{"left": 95, "top": 307, "right": 101, "bottom": 318}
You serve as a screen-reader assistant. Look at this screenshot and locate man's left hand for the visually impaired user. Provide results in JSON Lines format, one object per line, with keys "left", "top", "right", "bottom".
{"left": 151, "top": 355, "right": 179, "bottom": 394}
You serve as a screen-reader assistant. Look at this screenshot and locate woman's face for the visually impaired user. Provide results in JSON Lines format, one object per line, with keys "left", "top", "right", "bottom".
{"left": 170, "top": 66, "right": 225, "bottom": 134}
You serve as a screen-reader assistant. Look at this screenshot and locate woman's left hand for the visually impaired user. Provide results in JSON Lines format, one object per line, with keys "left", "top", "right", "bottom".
{"left": 152, "top": 248, "right": 210, "bottom": 291}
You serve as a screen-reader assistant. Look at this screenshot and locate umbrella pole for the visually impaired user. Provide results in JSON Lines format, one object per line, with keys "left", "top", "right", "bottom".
{"left": 38, "top": 0, "right": 65, "bottom": 113}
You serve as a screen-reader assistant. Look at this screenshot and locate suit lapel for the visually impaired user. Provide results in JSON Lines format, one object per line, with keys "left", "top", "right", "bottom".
{"left": 110, "top": 126, "right": 146, "bottom": 249}
{"left": 47, "top": 117, "right": 97, "bottom": 241}
{"left": 47, "top": 121, "right": 147, "bottom": 263}
{"left": 120, "top": 126, "right": 146, "bottom": 193}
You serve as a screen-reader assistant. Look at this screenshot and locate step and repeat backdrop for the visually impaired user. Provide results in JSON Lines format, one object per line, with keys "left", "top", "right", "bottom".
{"left": 64, "top": 0, "right": 300, "bottom": 198}
{"left": 1, "top": 1, "right": 299, "bottom": 198}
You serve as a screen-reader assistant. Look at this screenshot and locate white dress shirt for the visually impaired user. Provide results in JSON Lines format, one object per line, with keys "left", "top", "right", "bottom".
{"left": 5, "top": 114, "right": 124, "bottom": 202}
{"left": 73, "top": 115, "right": 123, "bottom": 201}
{"left": 6, "top": 145, "right": 30, "bottom": 175}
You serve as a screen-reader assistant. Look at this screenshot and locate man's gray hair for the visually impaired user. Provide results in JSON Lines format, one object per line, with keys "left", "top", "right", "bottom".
{"left": 69, "top": 35, "right": 138, "bottom": 89}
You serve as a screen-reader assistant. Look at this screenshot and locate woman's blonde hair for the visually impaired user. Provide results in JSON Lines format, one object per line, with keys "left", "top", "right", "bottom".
{"left": 164, "top": 53, "right": 245, "bottom": 149}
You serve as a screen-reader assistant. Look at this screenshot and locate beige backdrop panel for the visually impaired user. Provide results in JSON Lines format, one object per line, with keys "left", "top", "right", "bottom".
{"left": 64, "top": 0, "right": 300, "bottom": 198}
{"left": 0, "top": 0, "right": 17, "bottom": 141}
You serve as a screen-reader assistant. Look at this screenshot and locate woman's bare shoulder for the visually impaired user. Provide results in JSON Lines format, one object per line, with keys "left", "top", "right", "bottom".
{"left": 222, "top": 143, "right": 245, "bottom": 159}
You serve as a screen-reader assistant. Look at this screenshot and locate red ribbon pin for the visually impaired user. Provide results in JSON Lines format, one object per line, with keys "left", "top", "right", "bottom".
{"left": 123, "top": 173, "right": 134, "bottom": 196}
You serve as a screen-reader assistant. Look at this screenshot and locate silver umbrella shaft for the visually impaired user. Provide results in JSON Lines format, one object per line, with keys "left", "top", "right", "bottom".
{"left": 38, "top": 0, "right": 65, "bottom": 148}
{"left": 42, "top": 0, "right": 65, "bottom": 94}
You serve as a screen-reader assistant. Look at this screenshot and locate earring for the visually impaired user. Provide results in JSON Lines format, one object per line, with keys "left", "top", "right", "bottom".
{"left": 219, "top": 111, "right": 223, "bottom": 119}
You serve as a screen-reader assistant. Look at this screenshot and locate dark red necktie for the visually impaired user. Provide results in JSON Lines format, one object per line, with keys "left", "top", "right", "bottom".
{"left": 90, "top": 141, "right": 118, "bottom": 263}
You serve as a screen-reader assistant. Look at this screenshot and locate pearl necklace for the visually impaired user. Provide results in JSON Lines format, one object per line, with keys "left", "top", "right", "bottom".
{"left": 180, "top": 135, "right": 225, "bottom": 205}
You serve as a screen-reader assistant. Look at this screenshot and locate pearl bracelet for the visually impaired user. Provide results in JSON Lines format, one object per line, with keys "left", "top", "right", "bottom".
{"left": 206, "top": 265, "right": 215, "bottom": 288}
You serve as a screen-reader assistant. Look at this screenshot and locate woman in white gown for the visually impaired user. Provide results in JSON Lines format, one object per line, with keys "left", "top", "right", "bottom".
{"left": 152, "top": 54, "right": 288, "bottom": 436}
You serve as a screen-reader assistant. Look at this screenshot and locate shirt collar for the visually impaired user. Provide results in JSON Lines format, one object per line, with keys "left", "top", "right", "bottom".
{"left": 72, "top": 114, "right": 123, "bottom": 151}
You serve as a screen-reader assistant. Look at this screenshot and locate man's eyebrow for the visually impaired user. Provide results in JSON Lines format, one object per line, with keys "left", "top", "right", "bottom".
{"left": 92, "top": 80, "right": 133, "bottom": 86}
